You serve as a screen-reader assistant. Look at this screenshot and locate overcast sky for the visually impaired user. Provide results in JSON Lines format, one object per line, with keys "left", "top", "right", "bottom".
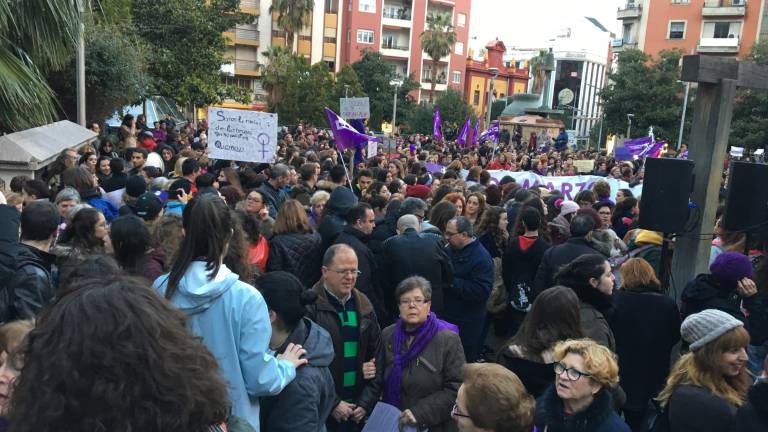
{"left": 468, "top": 0, "right": 625, "bottom": 52}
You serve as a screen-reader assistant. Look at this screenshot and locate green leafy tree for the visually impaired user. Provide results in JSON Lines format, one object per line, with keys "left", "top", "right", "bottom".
{"left": 270, "top": 0, "right": 314, "bottom": 53}
{"left": 327, "top": 64, "right": 366, "bottom": 113}
{"left": 296, "top": 62, "right": 334, "bottom": 125}
{"left": 261, "top": 45, "right": 296, "bottom": 115}
{"left": 490, "top": 100, "right": 506, "bottom": 121}
{"left": 0, "top": 0, "right": 81, "bottom": 132}
{"left": 405, "top": 89, "right": 475, "bottom": 138}
{"left": 132, "top": 0, "right": 250, "bottom": 107}
{"left": 730, "top": 40, "right": 768, "bottom": 150}
{"left": 403, "top": 102, "right": 434, "bottom": 135}
{"left": 47, "top": 22, "right": 151, "bottom": 124}
{"left": 598, "top": 48, "right": 685, "bottom": 141}
{"left": 420, "top": 13, "right": 456, "bottom": 103}
{"left": 351, "top": 50, "right": 418, "bottom": 130}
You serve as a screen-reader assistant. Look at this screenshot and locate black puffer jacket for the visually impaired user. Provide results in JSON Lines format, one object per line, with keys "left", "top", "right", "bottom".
{"left": 318, "top": 187, "right": 357, "bottom": 252}
{"left": 681, "top": 274, "right": 768, "bottom": 345}
{"left": 731, "top": 381, "right": 768, "bottom": 431}
{"left": 0, "top": 206, "right": 20, "bottom": 322}
{"left": 369, "top": 200, "right": 401, "bottom": 256}
{"left": 533, "top": 237, "right": 600, "bottom": 297}
{"left": 267, "top": 232, "right": 323, "bottom": 289}
{"left": 2, "top": 243, "right": 57, "bottom": 322}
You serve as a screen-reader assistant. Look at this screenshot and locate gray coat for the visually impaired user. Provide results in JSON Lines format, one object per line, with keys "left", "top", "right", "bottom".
{"left": 580, "top": 301, "right": 616, "bottom": 351}
{"left": 260, "top": 318, "right": 336, "bottom": 432}
{"left": 358, "top": 324, "right": 465, "bottom": 432}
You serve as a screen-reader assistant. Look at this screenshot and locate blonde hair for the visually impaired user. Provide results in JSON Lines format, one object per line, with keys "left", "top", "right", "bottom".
{"left": 619, "top": 258, "right": 661, "bottom": 292}
{"left": 173, "top": 157, "right": 187, "bottom": 178}
{"left": 272, "top": 199, "right": 312, "bottom": 235}
{"left": 553, "top": 339, "right": 619, "bottom": 388}
{"left": 463, "top": 363, "right": 535, "bottom": 432}
{"left": 658, "top": 326, "right": 750, "bottom": 408}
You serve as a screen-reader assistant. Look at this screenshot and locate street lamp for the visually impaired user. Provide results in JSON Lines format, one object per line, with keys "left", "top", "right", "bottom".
{"left": 344, "top": 84, "right": 350, "bottom": 98}
{"left": 486, "top": 67, "right": 500, "bottom": 128}
{"left": 677, "top": 80, "right": 690, "bottom": 150}
{"left": 626, "top": 113, "right": 635, "bottom": 139}
{"left": 391, "top": 79, "right": 403, "bottom": 137}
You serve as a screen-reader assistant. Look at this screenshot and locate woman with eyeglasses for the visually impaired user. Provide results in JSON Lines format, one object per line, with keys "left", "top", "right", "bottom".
{"left": 534, "top": 339, "right": 630, "bottom": 432}
{"left": 357, "top": 276, "right": 465, "bottom": 432}
{"left": 242, "top": 189, "right": 274, "bottom": 239}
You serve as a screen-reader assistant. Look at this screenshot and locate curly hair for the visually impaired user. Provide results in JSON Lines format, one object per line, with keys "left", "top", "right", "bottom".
{"left": 553, "top": 339, "right": 619, "bottom": 388}
{"left": 8, "top": 276, "right": 230, "bottom": 432}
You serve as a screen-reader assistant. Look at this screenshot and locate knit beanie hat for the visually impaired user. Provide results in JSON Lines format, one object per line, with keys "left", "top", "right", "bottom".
{"left": 560, "top": 200, "right": 579, "bottom": 216}
{"left": 635, "top": 230, "right": 663, "bottom": 246}
{"left": 125, "top": 175, "right": 147, "bottom": 199}
{"left": 681, "top": 309, "right": 743, "bottom": 351}
{"left": 710, "top": 252, "right": 753, "bottom": 289}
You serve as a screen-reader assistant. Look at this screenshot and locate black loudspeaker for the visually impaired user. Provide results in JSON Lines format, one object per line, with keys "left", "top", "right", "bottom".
{"left": 638, "top": 158, "right": 695, "bottom": 233}
{"left": 722, "top": 162, "right": 768, "bottom": 232}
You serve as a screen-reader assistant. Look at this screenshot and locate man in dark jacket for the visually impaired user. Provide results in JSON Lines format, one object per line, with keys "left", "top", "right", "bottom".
{"left": 533, "top": 213, "right": 598, "bottom": 296}
{"left": 3, "top": 201, "right": 59, "bottom": 322}
{"left": 258, "top": 163, "right": 290, "bottom": 218}
{"left": 290, "top": 162, "right": 318, "bottom": 207}
{"left": 443, "top": 216, "right": 494, "bottom": 362}
{"left": 0, "top": 201, "right": 20, "bottom": 320}
{"left": 380, "top": 215, "right": 453, "bottom": 326}
{"left": 318, "top": 186, "right": 358, "bottom": 252}
{"left": 334, "top": 203, "right": 385, "bottom": 320}
{"left": 369, "top": 199, "right": 401, "bottom": 256}
{"left": 307, "top": 244, "right": 381, "bottom": 432}
{"left": 681, "top": 251, "right": 768, "bottom": 346}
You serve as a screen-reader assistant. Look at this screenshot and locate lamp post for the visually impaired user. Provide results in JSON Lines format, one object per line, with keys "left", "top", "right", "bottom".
{"left": 344, "top": 84, "right": 350, "bottom": 98}
{"left": 391, "top": 79, "right": 403, "bottom": 137}
{"left": 677, "top": 81, "right": 690, "bottom": 150}
{"left": 626, "top": 113, "right": 634, "bottom": 139}
{"left": 486, "top": 67, "right": 500, "bottom": 128}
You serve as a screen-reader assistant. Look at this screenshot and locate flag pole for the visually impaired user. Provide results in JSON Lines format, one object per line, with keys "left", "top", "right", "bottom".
{"left": 336, "top": 147, "right": 355, "bottom": 190}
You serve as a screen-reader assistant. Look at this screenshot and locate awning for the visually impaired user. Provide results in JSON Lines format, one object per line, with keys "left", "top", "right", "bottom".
{"left": 0, "top": 120, "right": 97, "bottom": 169}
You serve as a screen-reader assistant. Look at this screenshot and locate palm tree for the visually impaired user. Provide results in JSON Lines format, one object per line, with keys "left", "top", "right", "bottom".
{"left": 269, "top": 0, "right": 314, "bottom": 54}
{"left": 420, "top": 13, "right": 456, "bottom": 103}
{"left": 260, "top": 45, "right": 295, "bottom": 112}
{"left": 0, "top": 0, "right": 82, "bottom": 132}
{"left": 529, "top": 49, "right": 549, "bottom": 94}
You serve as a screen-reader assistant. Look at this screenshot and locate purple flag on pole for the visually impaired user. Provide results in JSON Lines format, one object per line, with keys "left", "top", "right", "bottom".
{"left": 471, "top": 119, "right": 480, "bottom": 146}
{"left": 478, "top": 119, "right": 500, "bottom": 144}
{"left": 324, "top": 108, "right": 380, "bottom": 151}
{"left": 433, "top": 106, "right": 443, "bottom": 142}
{"left": 457, "top": 115, "right": 471, "bottom": 148}
{"left": 623, "top": 136, "right": 665, "bottom": 159}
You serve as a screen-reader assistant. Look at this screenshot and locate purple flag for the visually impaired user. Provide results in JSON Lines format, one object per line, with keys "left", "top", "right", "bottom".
{"left": 325, "top": 108, "right": 380, "bottom": 151}
{"left": 457, "top": 115, "right": 471, "bottom": 148}
{"left": 433, "top": 106, "right": 443, "bottom": 142}
{"left": 624, "top": 136, "right": 664, "bottom": 158}
{"left": 471, "top": 119, "right": 480, "bottom": 146}
{"left": 478, "top": 119, "right": 500, "bottom": 144}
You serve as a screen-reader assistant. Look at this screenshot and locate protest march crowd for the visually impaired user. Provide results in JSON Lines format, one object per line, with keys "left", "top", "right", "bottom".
{"left": 0, "top": 111, "right": 766, "bottom": 432}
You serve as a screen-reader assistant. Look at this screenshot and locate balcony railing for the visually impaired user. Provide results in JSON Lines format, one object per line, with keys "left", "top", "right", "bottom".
{"left": 702, "top": 0, "right": 746, "bottom": 16}
{"left": 383, "top": 9, "right": 412, "bottom": 20}
{"left": 241, "top": 0, "right": 259, "bottom": 8}
{"left": 697, "top": 37, "right": 740, "bottom": 53}
{"left": 381, "top": 42, "right": 409, "bottom": 51}
{"left": 235, "top": 27, "right": 260, "bottom": 41}
{"left": 617, "top": 4, "right": 642, "bottom": 20}
{"left": 422, "top": 74, "right": 447, "bottom": 84}
{"left": 235, "top": 59, "right": 259, "bottom": 71}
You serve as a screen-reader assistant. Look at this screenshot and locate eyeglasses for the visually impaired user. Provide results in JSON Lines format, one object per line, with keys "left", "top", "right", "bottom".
{"left": 553, "top": 362, "right": 592, "bottom": 381}
{"left": 414, "top": 213, "right": 425, "bottom": 221}
{"left": 451, "top": 403, "right": 471, "bottom": 419}
{"left": 399, "top": 298, "right": 429, "bottom": 307}
{"left": 329, "top": 269, "right": 361, "bottom": 277}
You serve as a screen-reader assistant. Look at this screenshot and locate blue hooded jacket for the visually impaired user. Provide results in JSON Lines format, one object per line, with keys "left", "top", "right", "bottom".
{"left": 153, "top": 262, "right": 296, "bottom": 430}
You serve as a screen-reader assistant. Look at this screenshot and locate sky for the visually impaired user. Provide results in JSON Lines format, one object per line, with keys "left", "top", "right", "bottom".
{"left": 468, "top": 0, "right": 625, "bottom": 53}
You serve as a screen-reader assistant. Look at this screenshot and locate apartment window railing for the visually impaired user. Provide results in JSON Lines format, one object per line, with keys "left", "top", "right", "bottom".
{"left": 381, "top": 42, "right": 409, "bottom": 50}
{"left": 235, "top": 27, "right": 260, "bottom": 41}
{"left": 235, "top": 59, "right": 259, "bottom": 71}
{"left": 241, "top": 0, "right": 260, "bottom": 8}
{"left": 383, "top": 8, "right": 411, "bottom": 20}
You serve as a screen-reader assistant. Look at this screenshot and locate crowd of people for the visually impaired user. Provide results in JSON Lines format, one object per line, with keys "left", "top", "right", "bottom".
{"left": 0, "top": 114, "right": 766, "bottom": 432}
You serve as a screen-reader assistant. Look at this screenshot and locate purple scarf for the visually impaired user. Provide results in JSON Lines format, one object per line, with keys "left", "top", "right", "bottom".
{"left": 383, "top": 312, "right": 458, "bottom": 407}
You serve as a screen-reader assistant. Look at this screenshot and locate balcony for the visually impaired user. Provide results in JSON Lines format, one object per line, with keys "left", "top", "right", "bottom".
{"left": 421, "top": 73, "right": 447, "bottom": 85}
{"left": 383, "top": 8, "right": 411, "bottom": 20}
{"left": 381, "top": 42, "right": 410, "bottom": 58}
{"left": 617, "top": 3, "right": 642, "bottom": 20}
{"left": 240, "top": 0, "right": 260, "bottom": 15}
{"left": 697, "top": 37, "right": 740, "bottom": 53}
{"left": 611, "top": 39, "right": 638, "bottom": 51}
{"left": 235, "top": 27, "right": 260, "bottom": 43}
{"left": 234, "top": 59, "right": 260, "bottom": 75}
{"left": 702, "top": 0, "right": 746, "bottom": 17}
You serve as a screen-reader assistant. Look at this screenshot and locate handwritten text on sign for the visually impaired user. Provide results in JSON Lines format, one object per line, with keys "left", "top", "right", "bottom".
{"left": 340, "top": 97, "right": 370, "bottom": 119}
{"left": 208, "top": 108, "right": 278, "bottom": 163}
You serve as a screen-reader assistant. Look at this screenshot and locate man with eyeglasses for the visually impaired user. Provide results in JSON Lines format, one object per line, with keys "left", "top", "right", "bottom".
{"left": 308, "top": 244, "right": 381, "bottom": 432}
{"left": 443, "top": 216, "right": 494, "bottom": 362}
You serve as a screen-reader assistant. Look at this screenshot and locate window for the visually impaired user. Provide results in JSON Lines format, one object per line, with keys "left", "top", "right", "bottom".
{"left": 457, "top": 13, "right": 466, "bottom": 27}
{"left": 325, "top": 0, "right": 338, "bottom": 13}
{"left": 669, "top": 21, "right": 685, "bottom": 39}
{"left": 473, "top": 90, "right": 480, "bottom": 105}
{"left": 359, "top": 0, "right": 375, "bottom": 13}
{"left": 454, "top": 41, "right": 464, "bottom": 56}
{"left": 452, "top": 71, "right": 461, "bottom": 84}
{"left": 702, "top": 21, "right": 742, "bottom": 39}
{"left": 357, "top": 29, "right": 374, "bottom": 44}
{"left": 713, "top": 22, "right": 730, "bottom": 38}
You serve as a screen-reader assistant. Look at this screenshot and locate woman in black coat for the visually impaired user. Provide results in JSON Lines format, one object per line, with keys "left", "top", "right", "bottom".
{"left": 609, "top": 258, "right": 680, "bottom": 432}
{"left": 267, "top": 200, "right": 322, "bottom": 288}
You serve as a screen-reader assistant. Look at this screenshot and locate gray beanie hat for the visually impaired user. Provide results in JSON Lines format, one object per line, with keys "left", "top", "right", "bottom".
{"left": 681, "top": 309, "right": 743, "bottom": 351}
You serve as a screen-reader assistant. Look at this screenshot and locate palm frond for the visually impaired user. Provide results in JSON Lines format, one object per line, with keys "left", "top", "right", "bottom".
{"left": 0, "top": 43, "right": 58, "bottom": 132}
{"left": 8, "top": 0, "right": 82, "bottom": 69}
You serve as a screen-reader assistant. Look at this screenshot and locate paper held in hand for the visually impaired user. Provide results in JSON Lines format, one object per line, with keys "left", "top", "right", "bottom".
{"left": 208, "top": 108, "right": 278, "bottom": 163}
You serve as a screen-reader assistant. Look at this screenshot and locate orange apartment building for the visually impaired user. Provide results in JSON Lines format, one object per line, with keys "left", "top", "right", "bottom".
{"left": 613, "top": 0, "right": 768, "bottom": 59}
{"left": 464, "top": 40, "right": 530, "bottom": 123}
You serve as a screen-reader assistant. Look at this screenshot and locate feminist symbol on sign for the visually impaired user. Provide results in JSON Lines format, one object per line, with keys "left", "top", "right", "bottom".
{"left": 257, "top": 133, "right": 271, "bottom": 160}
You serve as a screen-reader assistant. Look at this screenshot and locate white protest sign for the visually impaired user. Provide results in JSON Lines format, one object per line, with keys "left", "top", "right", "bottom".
{"left": 730, "top": 146, "right": 744, "bottom": 158}
{"left": 367, "top": 140, "right": 378, "bottom": 157}
{"left": 340, "top": 97, "right": 370, "bottom": 119}
{"left": 755, "top": 149, "right": 765, "bottom": 156}
{"left": 208, "top": 108, "right": 278, "bottom": 163}
{"left": 566, "top": 129, "right": 577, "bottom": 148}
